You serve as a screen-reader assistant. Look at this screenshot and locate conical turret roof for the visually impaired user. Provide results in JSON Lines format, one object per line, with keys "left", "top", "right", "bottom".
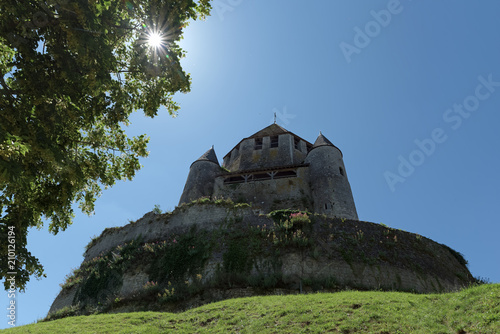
{"left": 193, "top": 146, "right": 219, "bottom": 165}
{"left": 312, "top": 132, "right": 334, "bottom": 147}
{"left": 310, "top": 132, "right": 342, "bottom": 156}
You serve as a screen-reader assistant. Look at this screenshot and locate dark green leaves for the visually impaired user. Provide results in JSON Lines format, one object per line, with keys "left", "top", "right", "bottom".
{"left": 0, "top": 0, "right": 212, "bottom": 291}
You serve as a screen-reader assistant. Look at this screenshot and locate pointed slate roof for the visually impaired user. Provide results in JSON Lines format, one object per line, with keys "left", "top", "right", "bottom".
{"left": 313, "top": 132, "right": 334, "bottom": 147}
{"left": 247, "top": 123, "right": 289, "bottom": 139}
{"left": 310, "top": 132, "right": 342, "bottom": 156}
{"left": 223, "top": 124, "right": 313, "bottom": 159}
{"left": 193, "top": 146, "right": 219, "bottom": 166}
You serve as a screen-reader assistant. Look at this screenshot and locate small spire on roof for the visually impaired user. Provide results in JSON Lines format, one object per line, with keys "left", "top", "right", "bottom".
{"left": 273, "top": 112, "right": 277, "bottom": 124}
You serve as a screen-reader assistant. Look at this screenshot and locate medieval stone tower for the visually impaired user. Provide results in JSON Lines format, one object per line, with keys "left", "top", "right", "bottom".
{"left": 179, "top": 124, "right": 358, "bottom": 220}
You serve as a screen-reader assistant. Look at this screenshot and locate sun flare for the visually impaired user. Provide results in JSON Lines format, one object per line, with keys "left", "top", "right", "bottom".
{"left": 148, "top": 32, "right": 163, "bottom": 48}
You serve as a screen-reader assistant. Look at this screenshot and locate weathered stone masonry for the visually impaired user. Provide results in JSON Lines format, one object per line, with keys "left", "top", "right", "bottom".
{"left": 49, "top": 202, "right": 474, "bottom": 316}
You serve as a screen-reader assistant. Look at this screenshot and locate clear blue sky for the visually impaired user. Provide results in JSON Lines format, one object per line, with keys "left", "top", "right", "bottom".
{"left": 3, "top": 0, "right": 500, "bottom": 328}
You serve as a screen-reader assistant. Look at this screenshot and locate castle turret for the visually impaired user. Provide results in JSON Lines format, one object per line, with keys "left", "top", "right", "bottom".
{"left": 305, "top": 132, "right": 358, "bottom": 220}
{"left": 179, "top": 147, "right": 220, "bottom": 205}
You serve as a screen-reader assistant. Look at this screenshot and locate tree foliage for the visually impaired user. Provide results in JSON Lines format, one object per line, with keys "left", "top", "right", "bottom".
{"left": 0, "top": 0, "right": 211, "bottom": 291}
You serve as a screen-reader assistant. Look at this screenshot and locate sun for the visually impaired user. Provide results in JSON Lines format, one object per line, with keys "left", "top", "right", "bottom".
{"left": 148, "top": 31, "right": 163, "bottom": 49}
{"left": 138, "top": 14, "right": 181, "bottom": 63}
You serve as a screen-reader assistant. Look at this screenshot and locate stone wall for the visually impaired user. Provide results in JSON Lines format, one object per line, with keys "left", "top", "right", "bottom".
{"left": 305, "top": 145, "right": 358, "bottom": 220}
{"left": 83, "top": 203, "right": 258, "bottom": 261}
{"left": 49, "top": 201, "right": 474, "bottom": 318}
{"left": 213, "top": 167, "right": 312, "bottom": 213}
{"left": 224, "top": 134, "right": 307, "bottom": 171}
{"left": 178, "top": 159, "right": 221, "bottom": 205}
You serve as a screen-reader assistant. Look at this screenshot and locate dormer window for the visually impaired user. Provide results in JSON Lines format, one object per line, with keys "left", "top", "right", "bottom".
{"left": 254, "top": 138, "right": 263, "bottom": 150}
{"left": 270, "top": 136, "right": 279, "bottom": 148}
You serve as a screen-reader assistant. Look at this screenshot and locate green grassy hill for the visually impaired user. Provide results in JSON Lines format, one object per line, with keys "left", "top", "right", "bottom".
{"left": 3, "top": 284, "right": 499, "bottom": 333}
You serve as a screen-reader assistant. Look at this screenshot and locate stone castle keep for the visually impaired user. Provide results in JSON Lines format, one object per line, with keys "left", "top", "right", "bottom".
{"left": 179, "top": 123, "right": 358, "bottom": 220}
{"left": 48, "top": 124, "right": 475, "bottom": 318}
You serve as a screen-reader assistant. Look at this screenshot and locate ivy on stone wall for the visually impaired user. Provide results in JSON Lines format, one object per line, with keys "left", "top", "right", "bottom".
{"left": 52, "top": 203, "right": 474, "bottom": 319}
{"left": 148, "top": 226, "right": 211, "bottom": 286}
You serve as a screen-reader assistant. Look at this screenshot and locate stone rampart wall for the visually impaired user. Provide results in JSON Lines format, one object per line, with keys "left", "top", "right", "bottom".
{"left": 50, "top": 202, "right": 474, "bottom": 317}
{"left": 84, "top": 204, "right": 258, "bottom": 261}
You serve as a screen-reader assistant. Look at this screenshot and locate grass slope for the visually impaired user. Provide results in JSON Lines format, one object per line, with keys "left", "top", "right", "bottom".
{"left": 3, "top": 284, "right": 499, "bottom": 333}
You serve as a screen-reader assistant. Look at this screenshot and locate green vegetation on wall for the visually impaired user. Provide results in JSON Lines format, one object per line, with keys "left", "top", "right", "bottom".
{"left": 51, "top": 203, "right": 475, "bottom": 320}
{"left": 148, "top": 226, "right": 211, "bottom": 286}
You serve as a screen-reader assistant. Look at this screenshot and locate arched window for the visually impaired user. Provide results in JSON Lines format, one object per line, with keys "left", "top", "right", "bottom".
{"left": 339, "top": 167, "right": 344, "bottom": 176}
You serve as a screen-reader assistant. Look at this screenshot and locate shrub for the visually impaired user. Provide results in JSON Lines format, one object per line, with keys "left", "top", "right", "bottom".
{"left": 152, "top": 204, "right": 162, "bottom": 214}
{"left": 59, "top": 268, "right": 83, "bottom": 290}
{"left": 289, "top": 212, "right": 311, "bottom": 225}
{"left": 143, "top": 281, "right": 160, "bottom": 292}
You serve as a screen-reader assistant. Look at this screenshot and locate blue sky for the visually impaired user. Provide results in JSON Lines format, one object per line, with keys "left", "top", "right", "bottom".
{"left": 3, "top": 0, "right": 500, "bottom": 329}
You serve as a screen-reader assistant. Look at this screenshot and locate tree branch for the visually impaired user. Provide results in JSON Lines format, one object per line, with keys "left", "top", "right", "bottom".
{"left": 77, "top": 141, "right": 134, "bottom": 155}
{"left": 0, "top": 71, "right": 18, "bottom": 103}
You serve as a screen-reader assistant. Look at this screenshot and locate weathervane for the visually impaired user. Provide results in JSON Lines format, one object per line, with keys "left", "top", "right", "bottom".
{"left": 273, "top": 112, "right": 277, "bottom": 124}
